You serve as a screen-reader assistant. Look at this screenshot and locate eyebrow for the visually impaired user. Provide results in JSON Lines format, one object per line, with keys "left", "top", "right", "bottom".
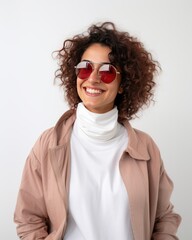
{"left": 82, "top": 59, "right": 111, "bottom": 65}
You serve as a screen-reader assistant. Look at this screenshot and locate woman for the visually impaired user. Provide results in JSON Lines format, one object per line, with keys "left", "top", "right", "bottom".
{"left": 14, "top": 22, "right": 181, "bottom": 240}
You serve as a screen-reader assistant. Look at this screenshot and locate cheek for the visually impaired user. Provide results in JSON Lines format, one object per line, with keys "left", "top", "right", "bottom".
{"left": 76, "top": 80, "right": 85, "bottom": 101}
{"left": 109, "top": 83, "right": 121, "bottom": 101}
{"left": 76, "top": 79, "right": 81, "bottom": 93}
{"left": 110, "top": 82, "right": 120, "bottom": 95}
{"left": 106, "top": 88, "right": 118, "bottom": 103}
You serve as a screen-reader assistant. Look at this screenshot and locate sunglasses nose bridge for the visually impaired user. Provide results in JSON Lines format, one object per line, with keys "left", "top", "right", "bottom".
{"left": 87, "top": 64, "right": 101, "bottom": 83}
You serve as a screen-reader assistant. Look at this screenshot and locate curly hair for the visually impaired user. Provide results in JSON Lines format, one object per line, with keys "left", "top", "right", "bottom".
{"left": 54, "top": 22, "right": 160, "bottom": 121}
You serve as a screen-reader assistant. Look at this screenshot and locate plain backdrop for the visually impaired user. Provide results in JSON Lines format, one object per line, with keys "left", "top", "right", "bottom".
{"left": 0, "top": 0, "right": 191, "bottom": 239}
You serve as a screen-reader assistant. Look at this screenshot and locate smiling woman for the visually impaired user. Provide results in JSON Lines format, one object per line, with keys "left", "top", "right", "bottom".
{"left": 54, "top": 22, "right": 158, "bottom": 122}
{"left": 14, "top": 22, "right": 181, "bottom": 240}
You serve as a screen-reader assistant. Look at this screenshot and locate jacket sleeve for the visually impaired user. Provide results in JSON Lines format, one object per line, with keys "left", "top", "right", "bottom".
{"left": 152, "top": 161, "right": 181, "bottom": 240}
{"left": 14, "top": 143, "right": 49, "bottom": 239}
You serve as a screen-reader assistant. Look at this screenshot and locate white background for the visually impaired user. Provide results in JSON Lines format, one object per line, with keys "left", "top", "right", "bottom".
{"left": 0, "top": 0, "right": 191, "bottom": 239}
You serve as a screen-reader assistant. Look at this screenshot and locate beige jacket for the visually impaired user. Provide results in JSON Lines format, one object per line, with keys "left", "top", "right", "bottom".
{"left": 14, "top": 109, "right": 181, "bottom": 240}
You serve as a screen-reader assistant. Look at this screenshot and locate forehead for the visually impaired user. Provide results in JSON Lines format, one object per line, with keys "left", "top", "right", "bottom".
{"left": 81, "top": 43, "right": 111, "bottom": 62}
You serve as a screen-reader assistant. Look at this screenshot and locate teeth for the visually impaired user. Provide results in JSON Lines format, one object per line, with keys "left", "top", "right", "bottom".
{"left": 86, "top": 88, "right": 102, "bottom": 94}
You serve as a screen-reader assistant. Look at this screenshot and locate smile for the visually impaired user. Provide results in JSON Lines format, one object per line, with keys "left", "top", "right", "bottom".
{"left": 85, "top": 87, "right": 103, "bottom": 94}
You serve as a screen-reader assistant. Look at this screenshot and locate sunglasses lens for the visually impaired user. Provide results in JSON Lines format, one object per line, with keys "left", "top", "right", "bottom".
{"left": 75, "top": 61, "right": 118, "bottom": 83}
{"left": 76, "top": 61, "right": 92, "bottom": 80}
{"left": 99, "top": 64, "right": 116, "bottom": 83}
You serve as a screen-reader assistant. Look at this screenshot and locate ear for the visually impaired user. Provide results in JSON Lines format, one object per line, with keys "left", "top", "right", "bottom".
{"left": 118, "top": 86, "right": 123, "bottom": 94}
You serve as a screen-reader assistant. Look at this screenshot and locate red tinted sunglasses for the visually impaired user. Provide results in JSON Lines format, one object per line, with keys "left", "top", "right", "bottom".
{"left": 75, "top": 60, "right": 120, "bottom": 84}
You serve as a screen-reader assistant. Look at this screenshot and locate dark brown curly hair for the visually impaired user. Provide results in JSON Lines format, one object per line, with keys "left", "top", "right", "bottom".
{"left": 54, "top": 22, "right": 160, "bottom": 121}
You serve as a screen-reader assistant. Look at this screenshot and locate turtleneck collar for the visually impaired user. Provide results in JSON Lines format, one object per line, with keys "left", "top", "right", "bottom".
{"left": 75, "top": 102, "right": 120, "bottom": 141}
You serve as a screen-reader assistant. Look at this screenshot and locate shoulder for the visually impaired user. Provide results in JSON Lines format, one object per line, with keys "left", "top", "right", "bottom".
{"left": 135, "top": 128, "right": 161, "bottom": 155}
{"left": 134, "top": 127, "right": 159, "bottom": 147}
{"left": 123, "top": 120, "right": 161, "bottom": 161}
{"left": 32, "top": 127, "right": 54, "bottom": 154}
{"left": 32, "top": 109, "right": 76, "bottom": 159}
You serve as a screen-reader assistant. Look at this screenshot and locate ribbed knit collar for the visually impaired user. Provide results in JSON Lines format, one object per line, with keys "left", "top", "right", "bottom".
{"left": 75, "top": 102, "right": 119, "bottom": 141}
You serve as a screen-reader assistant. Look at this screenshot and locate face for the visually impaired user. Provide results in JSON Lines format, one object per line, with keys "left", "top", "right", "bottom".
{"left": 76, "top": 43, "right": 121, "bottom": 113}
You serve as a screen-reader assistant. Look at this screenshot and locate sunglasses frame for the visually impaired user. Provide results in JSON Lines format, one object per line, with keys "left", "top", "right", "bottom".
{"left": 75, "top": 60, "right": 121, "bottom": 84}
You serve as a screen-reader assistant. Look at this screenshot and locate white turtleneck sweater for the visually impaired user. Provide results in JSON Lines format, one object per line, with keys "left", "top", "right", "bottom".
{"left": 64, "top": 103, "right": 133, "bottom": 240}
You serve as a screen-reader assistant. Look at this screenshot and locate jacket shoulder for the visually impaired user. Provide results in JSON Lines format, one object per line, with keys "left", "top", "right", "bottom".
{"left": 134, "top": 128, "right": 158, "bottom": 146}
{"left": 135, "top": 128, "right": 161, "bottom": 157}
{"left": 123, "top": 120, "right": 161, "bottom": 161}
{"left": 31, "top": 127, "right": 54, "bottom": 161}
{"left": 31, "top": 109, "right": 76, "bottom": 161}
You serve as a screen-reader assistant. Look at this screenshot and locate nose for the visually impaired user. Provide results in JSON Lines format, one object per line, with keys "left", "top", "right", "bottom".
{"left": 87, "top": 68, "right": 101, "bottom": 84}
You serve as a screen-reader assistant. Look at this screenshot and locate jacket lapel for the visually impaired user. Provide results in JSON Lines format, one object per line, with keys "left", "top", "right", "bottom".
{"left": 119, "top": 154, "right": 150, "bottom": 240}
{"left": 120, "top": 121, "right": 151, "bottom": 240}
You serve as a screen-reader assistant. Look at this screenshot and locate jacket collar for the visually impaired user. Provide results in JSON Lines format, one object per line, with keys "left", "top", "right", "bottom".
{"left": 50, "top": 109, "right": 76, "bottom": 147}
{"left": 52, "top": 110, "right": 150, "bottom": 161}
{"left": 122, "top": 120, "right": 150, "bottom": 161}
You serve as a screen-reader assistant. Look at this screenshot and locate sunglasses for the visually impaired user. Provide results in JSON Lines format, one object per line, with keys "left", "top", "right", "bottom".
{"left": 75, "top": 60, "right": 120, "bottom": 84}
